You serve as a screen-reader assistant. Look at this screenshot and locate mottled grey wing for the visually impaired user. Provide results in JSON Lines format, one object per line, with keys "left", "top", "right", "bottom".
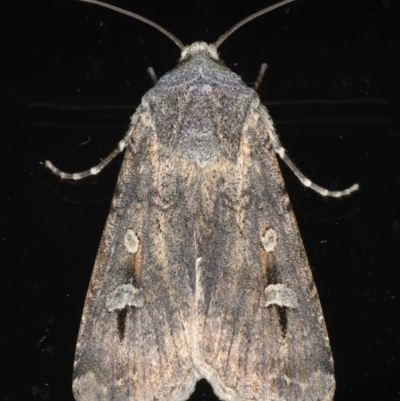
{"left": 193, "top": 106, "right": 335, "bottom": 401}
{"left": 73, "top": 108, "right": 199, "bottom": 401}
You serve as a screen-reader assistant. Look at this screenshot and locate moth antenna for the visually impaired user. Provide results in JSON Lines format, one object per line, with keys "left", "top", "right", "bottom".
{"left": 76, "top": 0, "right": 185, "bottom": 50}
{"left": 214, "top": 0, "right": 295, "bottom": 49}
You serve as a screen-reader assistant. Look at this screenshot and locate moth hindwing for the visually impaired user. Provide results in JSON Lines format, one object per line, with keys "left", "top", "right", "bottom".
{"left": 46, "top": 1, "right": 359, "bottom": 400}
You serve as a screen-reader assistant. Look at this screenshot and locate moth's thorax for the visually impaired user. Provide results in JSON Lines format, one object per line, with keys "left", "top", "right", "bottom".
{"left": 141, "top": 42, "right": 258, "bottom": 169}
{"left": 180, "top": 42, "right": 219, "bottom": 62}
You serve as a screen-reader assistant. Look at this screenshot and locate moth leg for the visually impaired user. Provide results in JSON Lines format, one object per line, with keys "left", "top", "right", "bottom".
{"left": 147, "top": 66, "right": 158, "bottom": 85}
{"left": 252, "top": 62, "right": 268, "bottom": 91}
{"left": 44, "top": 125, "right": 134, "bottom": 180}
{"left": 259, "top": 108, "right": 359, "bottom": 198}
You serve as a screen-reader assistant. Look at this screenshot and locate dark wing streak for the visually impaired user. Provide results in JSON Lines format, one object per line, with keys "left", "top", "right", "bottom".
{"left": 220, "top": 229, "right": 246, "bottom": 380}
{"left": 222, "top": 285, "right": 242, "bottom": 379}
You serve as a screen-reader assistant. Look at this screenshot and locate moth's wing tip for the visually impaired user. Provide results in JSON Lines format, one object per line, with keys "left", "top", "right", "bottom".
{"left": 72, "top": 369, "right": 201, "bottom": 401}
{"left": 320, "top": 376, "right": 336, "bottom": 401}
{"left": 72, "top": 371, "right": 106, "bottom": 401}
{"left": 194, "top": 365, "right": 335, "bottom": 401}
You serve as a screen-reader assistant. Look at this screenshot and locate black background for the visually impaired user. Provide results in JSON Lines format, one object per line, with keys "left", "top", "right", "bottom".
{"left": 1, "top": 0, "right": 399, "bottom": 400}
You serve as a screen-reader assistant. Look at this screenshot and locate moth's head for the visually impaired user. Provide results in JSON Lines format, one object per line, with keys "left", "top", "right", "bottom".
{"left": 179, "top": 42, "right": 219, "bottom": 62}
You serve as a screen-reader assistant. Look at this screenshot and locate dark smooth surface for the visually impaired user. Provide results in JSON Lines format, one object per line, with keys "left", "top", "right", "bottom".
{"left": 1, "top": 0, "right": 399, "bottom": 400}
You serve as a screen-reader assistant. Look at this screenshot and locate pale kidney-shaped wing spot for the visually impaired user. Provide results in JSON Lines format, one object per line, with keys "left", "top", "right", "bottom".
{"left": 261, "top": 228, "right": 277, "bottom": 253}
{"left": 124, "top": 229, "right": 139, "bottom": 254}
{"left": 106, "top": 284, "right": 145, "bottom": 311}
{"left": 263, "top": 284, "right": 298, "bottom": 308}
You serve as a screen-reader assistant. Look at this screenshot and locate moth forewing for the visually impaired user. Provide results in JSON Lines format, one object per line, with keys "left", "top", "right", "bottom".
{"left": 45, "top": 1, "right": 360, "bottom": 401}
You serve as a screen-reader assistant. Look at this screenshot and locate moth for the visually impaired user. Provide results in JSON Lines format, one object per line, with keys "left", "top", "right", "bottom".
{"left": 46, "top": 0, "right": 358, "bottom": 400}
